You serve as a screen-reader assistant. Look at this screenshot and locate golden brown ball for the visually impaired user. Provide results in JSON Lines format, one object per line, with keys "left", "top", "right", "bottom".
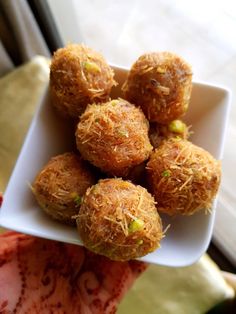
{"left": 76, "top": 178, "right": 163, "bottom": 261}
{"left": 122, "top": 52, "right": 192, "bottom": 123}
{"left": 146, "top": 138, "right": 221, "bottom": 215}
{"left": 75, "top": 98, "right": 153, "bottom": 176}
{"left": 50, "top": 44, "right": 116, "bottom": 119}
{"left": 32, "top": 152, "right": 96, "bottom": 224}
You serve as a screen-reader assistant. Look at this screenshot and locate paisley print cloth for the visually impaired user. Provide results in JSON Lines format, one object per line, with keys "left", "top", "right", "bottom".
{"left": 0, "top": 231, "right": 147, "bottom": 313}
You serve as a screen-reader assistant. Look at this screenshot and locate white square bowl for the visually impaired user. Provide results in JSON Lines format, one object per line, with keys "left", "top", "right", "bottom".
{"left": 0, "top": 65, "right": 231, "bottom": 267}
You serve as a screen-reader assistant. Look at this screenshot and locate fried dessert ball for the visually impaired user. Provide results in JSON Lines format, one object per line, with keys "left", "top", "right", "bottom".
{"left": 75, "top": 98, "right": 153, "bottom": 177}
{"left": 122, "top": 52, "right": 192, "bottom": 123}
{"left": 149, "top": 119, "right": 191, "bottom": 149}
{"left": 146, "top": 138, "right": 221, "bottom": 216}
{"left": 76, "top": 178, "right": 163, "bottom": 261}
{"left": 50, "top": 44, "right": 116, "bottom": 119}
{"left": 32, "top": 152, "right": 96, "bottom": 224}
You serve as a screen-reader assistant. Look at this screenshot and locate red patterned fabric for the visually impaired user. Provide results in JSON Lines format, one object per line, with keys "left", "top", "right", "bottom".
{"left": 0, "top": 232, "right": 147, "bottom": 313}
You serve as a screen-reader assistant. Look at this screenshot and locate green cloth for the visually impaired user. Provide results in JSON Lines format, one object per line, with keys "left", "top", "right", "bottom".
{"left": 0, "top": 56, "right": 49, "bottom": 192}
{"left": 0, "top": 56, "right": 49, "bottom": 234}
{"left": 118, "top": 255, "right": 234, "bottom": 314}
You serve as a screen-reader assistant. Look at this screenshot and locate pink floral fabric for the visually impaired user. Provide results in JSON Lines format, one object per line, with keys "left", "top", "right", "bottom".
{"left": 0, "top": 231, "right": 147, "bottom": 313}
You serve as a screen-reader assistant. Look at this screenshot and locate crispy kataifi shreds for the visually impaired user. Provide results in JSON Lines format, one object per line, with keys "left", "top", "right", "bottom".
{"left": 122, "top": 52, "right": 192, "bottom": 123}
{"left": 146, "top": 138, "right": 221, "bottom": 215}
{"left": 32, "top": 152, "right": 96, "bottom": 224}
{"left": 75, "top": 98, "right": 153, "bottom": 177}
{"left": 50, "top": 44, "right": 116, "bottom": 119}
{"left": 76, "top": 178, "right": 163, "bottom": 261}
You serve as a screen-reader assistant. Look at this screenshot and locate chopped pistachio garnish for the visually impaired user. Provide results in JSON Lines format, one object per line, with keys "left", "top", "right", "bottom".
{"left": 157, "top": 67, "right": 166, "bottom": 73}
{"left": 183, "top": 102, "right": 189, "bottom": 111}
{"left": 137, "top": 239, "right": 143, "bottom": 245}
{"left": 70, "top": 192, "right": 78, "bottom": 199}
{"left": 74, "top": 195, "right": 82, "bottom": 207}
{"left": 118, "top": 129, "right": 129, "bottom": 137}
{"left": 168, "top": 120, "right": 186, "bottom": 134}
{"left": 110, "top": 100, "right": 119, "bottom": 106}
{"left": 83, "top": 61, "right": 101, "bottom": 73}
{"left": 95, "top": 118, "right": 100, "bottom": 123}
{"left": 162, "top": 170, "right": 171, "bottom": 177}
{"left": 175, "top": 135, "right": 182, "bottom": 140}
{"left": 128, "top": 219, "right": 144, "bottom": 233}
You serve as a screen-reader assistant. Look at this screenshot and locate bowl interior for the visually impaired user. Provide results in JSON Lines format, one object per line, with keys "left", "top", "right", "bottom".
{"left": 0, "top": 65, "right": 230, "bottom": 266}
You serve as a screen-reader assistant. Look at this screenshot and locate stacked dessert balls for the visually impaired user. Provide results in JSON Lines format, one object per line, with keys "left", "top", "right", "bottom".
{"left": 32, "top": 44, "right": 221, "bottom": 261}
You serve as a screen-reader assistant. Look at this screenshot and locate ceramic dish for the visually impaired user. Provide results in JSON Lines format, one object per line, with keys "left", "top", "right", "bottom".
{"left": 0, "top": 65, "right": 231, "bottom": 266}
